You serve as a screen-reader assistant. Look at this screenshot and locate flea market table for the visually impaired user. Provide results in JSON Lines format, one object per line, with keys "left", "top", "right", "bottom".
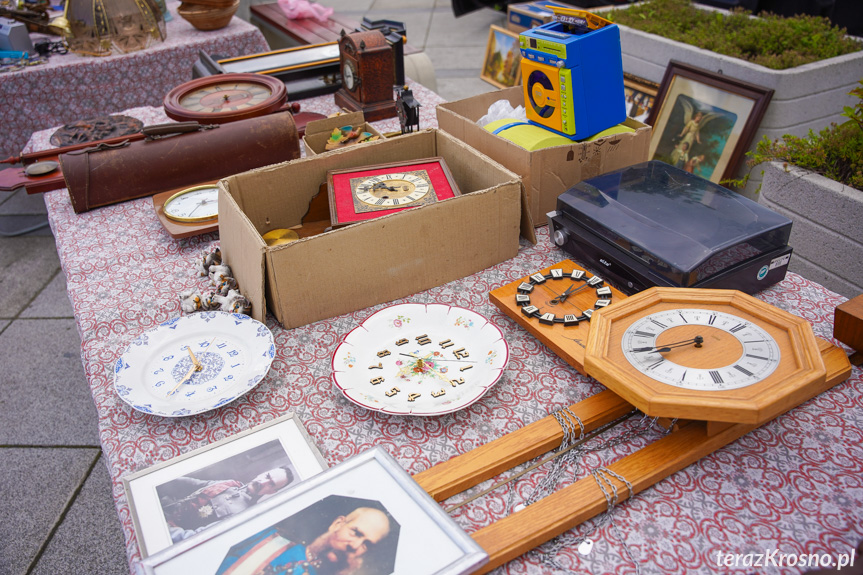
{"left": 0, "top": 1, "right": 269, "bottom": 159}
{"left": 25, "top": 83, "right": 863, "bottom": 574}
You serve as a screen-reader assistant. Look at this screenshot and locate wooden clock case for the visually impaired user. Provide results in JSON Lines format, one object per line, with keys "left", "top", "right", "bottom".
{"left": 334, "top": 29, "right": 397, "bottom": 122}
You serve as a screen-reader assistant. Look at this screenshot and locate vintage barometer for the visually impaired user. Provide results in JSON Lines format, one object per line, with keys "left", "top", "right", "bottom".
{"left": 332, "top": 303, "right": 509, "bottom": 416}
{"left": 333, "top": 29, "right": 397, "bottom": 122}
{"left": 585, "top": 287, "right": 827, "bottom": 425}
{"left": 326, "top": 158, "right": 461, "bottom": 227}
{"left": 489, "top": 260, "right": 626, "bottom": 374}
{"left": 163, "top": 73, "right": 287, "bottom": 124}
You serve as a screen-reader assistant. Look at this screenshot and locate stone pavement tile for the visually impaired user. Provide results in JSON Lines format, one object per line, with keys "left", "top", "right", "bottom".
{"left": 0, "top": 447, "right": 99, "bottom": 575}
{"left": 0, "top": 186, "right": 49, "bottom": 215}
{"left": 427, "top": 6, "right": 505, "bottom": 49}
{"left": 0, "top": 236, "right": 61, "bottom": 318}
{"left": 31, "top": 455, "right": 129, "bottom": 575}
{"left": 0, "top": 214, "right": 52, "bottom": 237}
{"left": 20, "top": 271, "right": 74, "bottom": 319}
{"left": 373, "top": 0, "right": 437, "bottom": 11}
{"left": 0, "top": 319, "right": 100, "bottom": 446}
{"left": 0, "top": 319, "right": 9, "bottom": 333}
{"left": 435, "top": 75, "right": 499, "bottom": 103}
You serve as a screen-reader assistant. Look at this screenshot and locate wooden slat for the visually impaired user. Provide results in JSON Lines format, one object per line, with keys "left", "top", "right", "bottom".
{"left": 413, "top": 390, "right": 633, "bottom": 501}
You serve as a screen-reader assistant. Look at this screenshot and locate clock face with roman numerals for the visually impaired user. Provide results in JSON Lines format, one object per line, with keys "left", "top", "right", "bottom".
{"left": 621, "top": 308, "right": 781, "bottom": 390}
{"left": 354, "top": 172, "right": 431, "bottom": 208}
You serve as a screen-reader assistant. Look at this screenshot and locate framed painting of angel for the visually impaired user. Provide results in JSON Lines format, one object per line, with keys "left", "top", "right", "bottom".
{"left": 645, "top": 61, "right": 773, "bottom": 183}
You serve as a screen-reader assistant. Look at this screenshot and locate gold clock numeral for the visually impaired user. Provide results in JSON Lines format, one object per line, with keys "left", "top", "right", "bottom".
{"left": 385, "top": 387, "right": 400, "bottom": 397}
{"left": 370, "top": 377, "right": 384, "bottom": 385}
{"left": 450, "top": 377, "right": 465, "bottom": 387}
{"left": 377, "top": 349, "right": 391, "bottom": 357}
{"left": 407, "top": 393, "right": 421, "bottom": 402}
{"left": 453, "top": 348, "right": 469, "bottom": 359}
{"left": 432, "top": 389, "right": 446, "bottom": 398}
{"left": 416, "top": 334, "right": 431, "bottom": 345}
{"left": 439, "top": 339, "right": 454, "bottom": 348}
{"left": 369, "top": 362, "right": 383, "bottom": 369}
{"left": 460, "top": 365, "right": 473, "bottom": 372}
{"left": 395, "top": 338, "right": 409, "bottom": 346}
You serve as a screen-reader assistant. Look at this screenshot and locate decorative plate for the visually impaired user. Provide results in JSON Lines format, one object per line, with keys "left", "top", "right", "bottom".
{"left": 113, "top": 312, "right": 275, "bottom": 417}
{"left": 332, "top": 304, "right": 509, "bottom": 416}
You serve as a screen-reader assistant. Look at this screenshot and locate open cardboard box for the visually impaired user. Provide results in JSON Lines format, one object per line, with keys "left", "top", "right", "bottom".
{"left": 219, "top": 129, "right": 526, "bottom": 328}
{"left": 302, "top": 111, "right": 385, "bottom": 157}
{"left": 436, "top": 85, "right": 651, "bottom": 225}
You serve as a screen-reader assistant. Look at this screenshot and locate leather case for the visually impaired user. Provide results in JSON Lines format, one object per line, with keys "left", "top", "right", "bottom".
{"left": 59, "top": 112, "right": 300, "bottom": 213}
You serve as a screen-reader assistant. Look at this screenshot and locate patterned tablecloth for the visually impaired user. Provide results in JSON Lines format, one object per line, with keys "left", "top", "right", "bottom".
{"left": 0, "top": 1, "right": 269, "bottom": 159}
{"left": 28, "top": 84, "right": 863, "bottom": 574}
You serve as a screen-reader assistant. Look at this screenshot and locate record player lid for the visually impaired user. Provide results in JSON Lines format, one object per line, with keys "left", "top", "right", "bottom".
{"left": 556, "top": 161, "right": 792, "bottom": 279}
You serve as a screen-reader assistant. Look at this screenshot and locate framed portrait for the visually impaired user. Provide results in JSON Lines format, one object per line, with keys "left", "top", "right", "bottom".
{"left": 481, "top": 24, "right": 523, "bottom": 89}
{"left": 623, "top": 72, "right": 659, "bottom": 124}
{"left": 124, "top": 413, "right": 328, "bottom": 558}
{"left": 138, "top": 447, "right": 488, "bottom": 575}
{"left": 646, "top": 60, "right": 773, "bottom": 184}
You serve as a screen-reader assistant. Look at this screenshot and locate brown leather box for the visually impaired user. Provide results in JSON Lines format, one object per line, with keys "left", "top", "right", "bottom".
{"left": 60, "top": 112, "right": 300, "bottom": 213}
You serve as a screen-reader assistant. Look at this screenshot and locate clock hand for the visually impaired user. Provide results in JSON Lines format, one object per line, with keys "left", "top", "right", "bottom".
{"left": 550, "top": 283, "right": 590, "bottom": 304}
{"left": 400, "top": 353, "right": 477, "bottom": 364}
{"left": 632, "top": 336, "right": 704, "bottom": 353}
{"left": 167, "top": 365, "right": 198, "bottom": 397}
{"left": 187, "top": 347, "right": 202, "bottom": 369}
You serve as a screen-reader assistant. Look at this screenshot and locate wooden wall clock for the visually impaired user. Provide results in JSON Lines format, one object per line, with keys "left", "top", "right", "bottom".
{"left": 333, "top": 29, "right": 397, "bottom": 122}
{"left": 326, "top": 157, "right": 461, "bottom": 228}
{"left": 489, "top": 260, "right": 627, "bottom": 374}
{"left": 163, "top": 73, "right": 288, "bottom": 124}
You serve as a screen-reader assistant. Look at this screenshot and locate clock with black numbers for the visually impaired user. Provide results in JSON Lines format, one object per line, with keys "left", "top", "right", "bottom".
{"left": 331, "top": 303, "right": 509, "bottom": 416}
{"left": 584, "top": 287, "right": 828, "bottom": 425}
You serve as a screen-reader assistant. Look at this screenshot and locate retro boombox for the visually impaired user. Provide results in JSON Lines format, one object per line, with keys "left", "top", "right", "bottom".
{"left": 519, "top": 8, "right": 625, "bottom": 140}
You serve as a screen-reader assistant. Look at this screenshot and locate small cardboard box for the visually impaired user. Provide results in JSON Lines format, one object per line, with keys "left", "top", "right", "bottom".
{"left": 302, "top": 111, "right": 384, "bottom": 156}
{"left": 436, "top": 86, "right": 651, "bottom": 225}
{"left": 219, "top": 129, "right": 524, "bottom": 328}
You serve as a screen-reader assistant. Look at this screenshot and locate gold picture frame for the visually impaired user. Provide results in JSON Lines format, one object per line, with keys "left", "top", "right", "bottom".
{"left": 481, "top": 24, "right": 523, "bottom": 89}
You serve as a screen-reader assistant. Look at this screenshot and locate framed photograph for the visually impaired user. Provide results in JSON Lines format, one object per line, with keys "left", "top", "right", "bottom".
{"left": 481, "top": 24, "right": 523, "bottom": 89}
{"left": 124, "top": 413, "right": 328, "bottom": 558}
{"left": 623, "top": 72, "right": 659, "bottom": 124}
{"left": 138, "top": 447, "right": 488, "bottom": 575}
{"left": 646, "top": 60, "right": 773, "bottom": 183}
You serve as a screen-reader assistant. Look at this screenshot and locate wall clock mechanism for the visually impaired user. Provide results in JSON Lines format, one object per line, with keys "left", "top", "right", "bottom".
{"left": 333, "top": 29, "right": 398, "bottom": 122}
{"left": 163, "top": 73, "right": 288, "bottom": 124}
{"left": 489, "top": 260, "right": 627, "bottom": 374}
{"left": 413, "top": 287, "right": 852, "bottom": 572}
{"left": 326, "top": 157, "right": 461, "bottom": 228}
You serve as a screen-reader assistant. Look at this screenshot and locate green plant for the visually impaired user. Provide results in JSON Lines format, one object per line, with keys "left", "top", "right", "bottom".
{"left": 729, "top": 81, "right": 863, "bottom": 190}
{"left": 607, "top": 0, "right": 861, "bottom": 70}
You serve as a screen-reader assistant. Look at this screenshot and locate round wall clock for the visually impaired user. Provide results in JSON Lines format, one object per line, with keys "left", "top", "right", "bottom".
{"left": 332, "top": 303, "right": 509, "bottom": 416}
{"left": 327, "top": 157, "right": 461, "bottom": 227}
{"left": 488, "top": 260, "right": 627, "bottom": 375}
{"left": 163, "top": 73, "right": 287, "bottom": 124}
{"left": 584, "top": 287, "right": 827, "bottom": 425}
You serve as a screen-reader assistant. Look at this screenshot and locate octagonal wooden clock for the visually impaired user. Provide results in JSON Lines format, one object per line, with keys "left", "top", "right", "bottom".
{"left": 334, "top": 29, "right": 397, "bottom": 122}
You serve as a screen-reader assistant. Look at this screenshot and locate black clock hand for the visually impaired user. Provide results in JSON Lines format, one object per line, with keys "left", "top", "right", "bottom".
{"left": 550, "top": 283, "right": 590, "bottom": 304}
{"left": 632, "top": 336, "right": 704, "bottom": 353}
{"left": 400, "top": 353, "right": 477, "bottom": 363}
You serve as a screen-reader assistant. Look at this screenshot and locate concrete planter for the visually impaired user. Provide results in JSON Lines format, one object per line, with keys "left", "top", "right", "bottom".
{"left": 758, "top": 161, "right": 863, "bottom": 299}
{"left": 615, "top": 20, "right": 863, "bottom": 198}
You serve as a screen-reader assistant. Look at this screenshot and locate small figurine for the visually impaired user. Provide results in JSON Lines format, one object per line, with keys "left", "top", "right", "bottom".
{"left": 212, "top": 289, "right": 252, "bottom": 315}
{"left": 216, "top": 276, "right": 239, "bottom": 296}
{"left": 196, "top": 248, "right": 221, "bottom": 277}
{"left": 180, "top": 289, "right": 211, "bottom": 313}
{"left": 396, "top": 85, "right": 421, "bottom": 134}
{"left": 208, "top": 264, "right": 232, "bottom": 286}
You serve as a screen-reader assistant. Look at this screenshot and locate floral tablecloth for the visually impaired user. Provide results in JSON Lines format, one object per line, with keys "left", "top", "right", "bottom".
{"left": 0, "top": 1, "right": 269, "bottom": 159}
{"left": 28, "top": 86, "right": 863, "bottom": 574}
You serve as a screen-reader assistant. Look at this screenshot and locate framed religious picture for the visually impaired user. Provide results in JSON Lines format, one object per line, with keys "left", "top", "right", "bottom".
{"left": 623, "top": 72, "right": 659, "bottom": 124}
{"left": 645, "top": 60, "right": 773, "bottom": 184}
{"left": 137, "top": 447, "right": 488, "bottom": 575}
{"left": 123, "top": 413, "right": 328, "bottom": 558}
{"left": 481, "top": 25, "right": 523, "bottom": 89}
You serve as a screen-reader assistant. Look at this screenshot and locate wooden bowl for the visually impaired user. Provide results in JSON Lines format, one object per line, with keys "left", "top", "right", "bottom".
{"left": 177, "top": 0, "right": 239, "bottom": 30}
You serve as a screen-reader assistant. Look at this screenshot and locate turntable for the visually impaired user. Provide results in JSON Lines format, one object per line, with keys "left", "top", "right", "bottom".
{"left": 547, "top": 161, "right": 793, "bottom": 295}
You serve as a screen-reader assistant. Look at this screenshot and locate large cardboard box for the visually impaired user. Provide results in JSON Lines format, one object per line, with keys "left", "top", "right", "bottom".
{"left": 436, "top": 86, "right": 651, "bottom": 225}
{"left": 219, "top": 129, "right": 524, "bottom": 328}
{"left": 302, "top": 111, "right": 384, "bottom": 157}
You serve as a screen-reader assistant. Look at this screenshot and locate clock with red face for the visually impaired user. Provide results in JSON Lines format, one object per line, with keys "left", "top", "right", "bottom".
{"left": 163, "top": 73, "right": 287, "bottom": 124}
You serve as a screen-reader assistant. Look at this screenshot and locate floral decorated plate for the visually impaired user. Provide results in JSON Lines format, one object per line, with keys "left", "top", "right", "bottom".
{"left": 331, "top": 304, "right": 509, "bottom": 416}
{"left": 114, "top": 312, "right": 275, "bottom": 417}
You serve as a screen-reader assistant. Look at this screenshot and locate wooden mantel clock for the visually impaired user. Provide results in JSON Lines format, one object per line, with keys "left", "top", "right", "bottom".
{"left": 334, "top": 29, "right": 397, "bottom": 122}
{"left": 412, "top": 287, "right": 852, "bottom": 573}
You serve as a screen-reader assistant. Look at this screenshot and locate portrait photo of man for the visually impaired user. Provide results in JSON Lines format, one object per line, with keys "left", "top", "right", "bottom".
{"left": 215, "top": 495, "right": 401, "bottom": 575}
{"left": 156, "top": 439, "right": 301, "bottom": 543}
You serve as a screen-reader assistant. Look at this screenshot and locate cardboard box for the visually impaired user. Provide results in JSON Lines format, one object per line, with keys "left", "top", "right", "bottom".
{"left": 436, "top": 86, "right": 651, "bottom": 226}
{"left": 219, "top": 129, "right": 524, "bottom": 328}
{"left": 302, "top": 111, "right": 384, "bottom": 156}
{"left": 506, "top": 1, "right": 572, "bottom": 33}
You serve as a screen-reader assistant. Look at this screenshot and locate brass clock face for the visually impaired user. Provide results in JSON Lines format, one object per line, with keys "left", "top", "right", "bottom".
{"left": 162, "top": 185, "right": 219, "bottom": 222}
{"left": 354, "top": 172, "right": 431, "bottom": 208}
{"left": 163, "top": 73, "right": 287, "bottom": 124}
{"left": 584, "top": 287, "right": 827, "bottom": 425}
{"left": 621, "top": 308, "right": 781, "bottom": 390}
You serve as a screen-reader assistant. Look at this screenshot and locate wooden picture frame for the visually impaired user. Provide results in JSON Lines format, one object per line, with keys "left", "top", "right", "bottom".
{"left": 138, "top": 447, "right": 488, "bottom": 575}
{"left": 645, "top": 60, "right": 773, "bottom": 184}
{"left": 481, "top": 24, "right": 523, "bottom": 89}
{"left": 623, "top": 72, "right": 659, "bottom": 124}
{"left": 123, "top": 413, "right": 328, "bottom": 558}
